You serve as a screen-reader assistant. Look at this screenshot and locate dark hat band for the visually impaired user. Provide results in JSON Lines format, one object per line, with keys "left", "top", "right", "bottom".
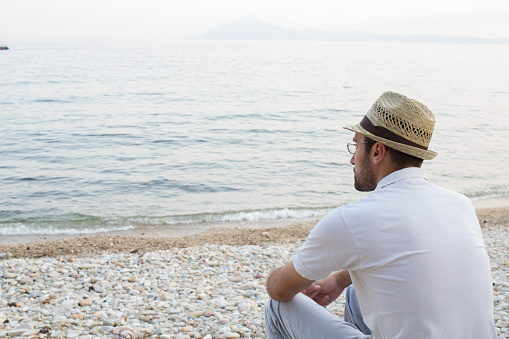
{"left": 359, "top": 116, "right": 428, "bottom": 150}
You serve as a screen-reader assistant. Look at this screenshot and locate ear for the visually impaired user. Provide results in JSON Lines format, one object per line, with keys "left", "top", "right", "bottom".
{"left": 371, "top": 142, "right": 388, "bottom": 165}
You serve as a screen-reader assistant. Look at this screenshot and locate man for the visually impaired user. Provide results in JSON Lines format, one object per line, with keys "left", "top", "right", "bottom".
{"left": 265, "top": 91, "right": 497, "bottom": 338}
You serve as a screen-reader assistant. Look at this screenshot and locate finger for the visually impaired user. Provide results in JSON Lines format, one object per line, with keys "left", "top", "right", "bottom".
{"left": 305, "top": 285, "right": 322, "bottom": 298}
{"left": 302, "top": 284, "right": 318, "bottom": 295}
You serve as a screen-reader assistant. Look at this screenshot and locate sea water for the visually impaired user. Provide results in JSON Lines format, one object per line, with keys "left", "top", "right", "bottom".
{"left": 1, "top": 40, "right": 508, "bottom": 235}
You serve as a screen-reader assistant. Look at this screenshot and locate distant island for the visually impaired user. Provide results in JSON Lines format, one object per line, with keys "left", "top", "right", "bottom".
{"left": 189, "top": 16, "right": 509, "bottom": 45}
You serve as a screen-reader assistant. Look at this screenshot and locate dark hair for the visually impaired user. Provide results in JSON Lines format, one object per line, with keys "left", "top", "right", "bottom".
{"left": 364, "top": 136, "right": 423, "bottom": 168}
{"left": 364, "top": 136, "right": 376, "bottom": 152}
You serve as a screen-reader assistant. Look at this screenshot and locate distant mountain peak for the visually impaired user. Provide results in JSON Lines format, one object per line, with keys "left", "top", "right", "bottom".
{"left": 190, "top": 17, "right": 509, "bottom": 44}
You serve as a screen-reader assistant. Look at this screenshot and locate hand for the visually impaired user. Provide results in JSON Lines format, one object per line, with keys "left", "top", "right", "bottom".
{"left": 301, "top": 276, "right": 344, "bottom": 307}
{"left": 301, "top": 271, "right": 350, "bottom": 307}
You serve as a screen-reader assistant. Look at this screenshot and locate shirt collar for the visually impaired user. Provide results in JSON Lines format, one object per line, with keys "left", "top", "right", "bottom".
{"left": 375, "top": 167, "right": 429, "bottom": 190}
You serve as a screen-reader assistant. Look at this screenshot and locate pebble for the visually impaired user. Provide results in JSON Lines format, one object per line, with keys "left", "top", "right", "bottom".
{"left": 79, "top": 298, "right": 93, "bottom": 306}
{"left": 0, "top": 224, "right": 508, "bottom": 338}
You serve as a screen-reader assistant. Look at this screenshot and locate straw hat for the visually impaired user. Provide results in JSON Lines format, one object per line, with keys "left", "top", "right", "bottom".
{"left": 343, "top": 91, "right": 437, "bottom": 160}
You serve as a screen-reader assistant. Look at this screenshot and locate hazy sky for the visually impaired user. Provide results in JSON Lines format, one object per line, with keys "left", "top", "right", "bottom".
{"left": 2, "top": 0, "right": 508, "bottom": 40}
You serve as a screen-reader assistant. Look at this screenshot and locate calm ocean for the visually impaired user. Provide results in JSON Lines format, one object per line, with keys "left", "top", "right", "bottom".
{"left": 1, "top": 40, "right": 508, "bottom": 235}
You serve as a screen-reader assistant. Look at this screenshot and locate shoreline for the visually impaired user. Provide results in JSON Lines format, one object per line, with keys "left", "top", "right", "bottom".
{"left": 2, "top": 196, "right": 508, "bottom": 246}
{"left": 1, "top": 197, "right": 508, "bottom": 260}
{"left": 0, "top": 217, "right": 318, "bottom": 247}
{"left": 0, "top": 218, "right": 319, "bottom": 259}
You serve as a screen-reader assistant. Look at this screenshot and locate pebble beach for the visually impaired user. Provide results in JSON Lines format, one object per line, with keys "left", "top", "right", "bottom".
{"left": 1, "top": 207, "right": 508, "bottom": 338}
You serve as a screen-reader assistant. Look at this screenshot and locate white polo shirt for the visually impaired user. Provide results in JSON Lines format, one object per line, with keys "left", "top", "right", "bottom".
{"left": 293, "top": 167, "right": 496, "bottom": 339}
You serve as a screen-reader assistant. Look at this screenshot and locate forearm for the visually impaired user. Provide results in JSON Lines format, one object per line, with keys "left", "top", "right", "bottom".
{"left": 266, "top": 261, "right": 314, "bottom": 302}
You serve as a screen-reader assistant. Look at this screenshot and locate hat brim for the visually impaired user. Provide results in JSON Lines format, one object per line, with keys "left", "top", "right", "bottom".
{"left": 343, "top": 124, "right": 437, "bottom": 160}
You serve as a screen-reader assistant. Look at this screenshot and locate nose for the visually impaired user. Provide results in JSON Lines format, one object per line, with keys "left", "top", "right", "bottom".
{"left": 350, "top": 153, "right": 355, "bottom": 165}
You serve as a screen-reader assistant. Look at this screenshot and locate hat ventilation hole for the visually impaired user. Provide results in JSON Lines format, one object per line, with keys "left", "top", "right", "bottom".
{"left": 374, "top": 103, "right": 432, "bottom": 146}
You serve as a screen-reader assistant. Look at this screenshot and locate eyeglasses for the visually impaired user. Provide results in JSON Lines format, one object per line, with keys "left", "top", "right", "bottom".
{"left": 346, "top": 142, "right": 374, "bottom": 154}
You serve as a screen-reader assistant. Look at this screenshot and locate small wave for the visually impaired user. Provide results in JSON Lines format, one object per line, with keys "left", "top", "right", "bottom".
{"left": 0, "top": 177, "right": 39, "bottom": 182}
{"left": 219, "top": 208, "right": 331, "bottom": 222}
{"left": 464, "top": 185, "right": 509, "bottom": 200}
{"left": 138, "top": 179, "right": 240, "bottom": 193}
{"left": 32, "top": 99, "right": 69, "bottom": 103}
{"left": 0, "top": 212, "right": 135, "bottom": 235}
{"left": 81, "top": 133, "right": 138, "bottom": 138}
{"left": 124, "top": 207, "right": 332, "bottom": 225}
{"left": 469, "top": 192, "right": 509, "bottom": 201}
{"left": 0, "top": 223, "right": 134, "bottom": 236}
{"left": 0, "top": 207, "right": 332, "bottom": 235}
{"left": 151, "top": 139, "right": 180, "bottom": 144}
{"left": 135, "top": 92, "right": 165, "bottom": 96}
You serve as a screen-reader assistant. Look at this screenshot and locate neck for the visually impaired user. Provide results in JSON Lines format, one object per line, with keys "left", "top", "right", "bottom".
{"left": 375, "top": 163, "right": 416, "bottom": 186}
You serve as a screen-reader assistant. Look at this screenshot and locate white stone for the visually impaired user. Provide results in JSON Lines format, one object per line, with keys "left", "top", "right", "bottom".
{"left": 51, "top": 330, "right": 66, "bottom": 338}
{"left": 7, "top": 329, "right": 26, "bottom": 337}
{"left": 21, "top": 329, "right": 40, "bottom": 336}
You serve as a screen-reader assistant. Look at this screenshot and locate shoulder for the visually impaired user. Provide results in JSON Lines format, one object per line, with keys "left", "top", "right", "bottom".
{"left": 305, "top": 204, "right": 365, "bottom": 246}
{"left": 310, "top": 207, "right": 347, "bottom": 236}
{"left": 339, "top": 193, "right": 381, "bottom": 220}
{"left": 415, "top": 179, "right": 474, "bottom": 209}
{"left": 308, "top": 197, "right": 380, "bottom": 240}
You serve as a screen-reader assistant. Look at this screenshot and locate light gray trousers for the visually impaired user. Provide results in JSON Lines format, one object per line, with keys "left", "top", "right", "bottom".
{"left": 265, "top": 286, "right": 372, "bottom": 339}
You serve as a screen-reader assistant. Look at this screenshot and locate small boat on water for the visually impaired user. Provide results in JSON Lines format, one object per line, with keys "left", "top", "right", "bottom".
{"left": 0, "top": 45, "right": 9, "bottom": 50}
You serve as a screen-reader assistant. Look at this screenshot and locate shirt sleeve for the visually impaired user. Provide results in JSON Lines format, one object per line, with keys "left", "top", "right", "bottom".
{"left": 293, "top": 207, "right": 361, "bottom": 281}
